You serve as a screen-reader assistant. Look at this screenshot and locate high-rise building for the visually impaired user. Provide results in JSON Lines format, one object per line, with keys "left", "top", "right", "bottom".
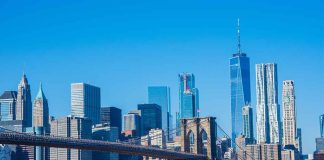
{"left": 230, "top": 19, "right": 251, "bottom": 147}
{"left": 138, "top": 104, "right": 162, "bottom": 135}
{"left": 176, "top": 73, "right": 199, "bottom": 136}
{"left": 282, "top": 80, "right": 297, "bottom": 148}
{"left": 50, "top": 116, "right": 92, "bottom": 160}
{"left": 33, "top": 84, "right": 49, "bottom": 133}
{"left": 16, "top": 74, "right": 33, "bottom": 127}
{"left": 71, "top": 83, "right": 101, "bottom": 125}
{"left": 123, "top": 112, "right": 141, "bottom": 137}
{"left": 246, "top": 143, "right": 281, "bottom": 160}
{"left": 242, "top": 105, "right": 254, "bottom": 140}
{"left": 320, "top": 114, "right": 324, "bottom": 138}
{"left": 148, "top": 86, "right": 172, "bottom": 141}
{"left": 256, "top": 63, "right": 281, "bottom": 144}
{"left": 92, "top": 124, "right": 119, "bottom": 160}
{"left": 296, "top": 128, "right": 303, "bottom": 154}
{"left": 0, "top": 91, "right": 17, "bottom": 121}
{"left": 100, "top": 107, "right": 122, "bottom": 136}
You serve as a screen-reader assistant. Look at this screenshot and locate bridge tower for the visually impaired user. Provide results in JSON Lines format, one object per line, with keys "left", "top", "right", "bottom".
{"left": 181, "top": 117, "right": 217, "bottom": 160}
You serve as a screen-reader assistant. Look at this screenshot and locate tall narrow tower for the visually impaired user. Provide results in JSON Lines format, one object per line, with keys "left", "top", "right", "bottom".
{"left": 256, "top": 63, "right": 280, "bottom": 144}
{"left": 16, "top": 74, "right": 32, "bottom": 127}
{"left": 282, "top": 80, "right": 297, "bottom": 147}
{"left": 33, "top": 83, "right": 49, "bottom": 133}
{"left": 230, "top": 19, "right": 251, "bottom": 146}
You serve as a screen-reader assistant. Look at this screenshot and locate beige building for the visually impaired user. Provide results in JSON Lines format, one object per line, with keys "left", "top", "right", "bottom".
{"left": 50, "top": 116, "right": 92, "bottom": 160}
{"left": 33, "top": 84, "right": 49, "bottom": 132}
{"left": 282, "top": 80, "right": 297, "bottom": 148}
{"left": 246, "top": 143, "right": 281, "bottom": 160}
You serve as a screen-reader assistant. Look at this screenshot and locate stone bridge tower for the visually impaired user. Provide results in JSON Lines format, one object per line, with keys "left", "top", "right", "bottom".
{"left": 180, "top": 117, "right": 217, "bottom": 160}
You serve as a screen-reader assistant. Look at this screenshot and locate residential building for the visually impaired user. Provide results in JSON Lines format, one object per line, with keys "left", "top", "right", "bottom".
{"left": 256, "top": 63, "right": 281, "bottom": 144}
{"left": 92, "top": 124, "right": 119, "bottom": 160}
{"left": 50, "top": 116, "right": 92, "bottom": 160}
{"left": 230, "top": 19, "right": 251, "bottom": 147}
{"left": 0, "top": 91, "right": 17, "bottom": 121}
{"left": 282, "top": 80, "right": 297, "bottom": 148}
{"left": 71, "top": 83, "right": 101, "bottom": 125}
{"left": 138, "top": 104, "right": 162, "bottom": 135}
{"left": 100, "top": 107, "right": 122, "bottom": 137}
{"left": 246, "top": 143, "right": 281, "bottom": 160}
{"left": 16, "top": 74, "right": 33, "bottom": 127}
{"left": 148, "top": 86, "right": 172, "bottom": 141}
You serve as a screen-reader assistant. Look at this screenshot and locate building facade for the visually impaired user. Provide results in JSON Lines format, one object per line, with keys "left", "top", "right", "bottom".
{"left": 230, "top": 20, "right": 252, "bottom": 147}
{"left": 138, "top": 104, "right": 162, "bottom": 136}
{"left": 33, "top": 84, "right": 49, "bottom": 133}
{"left": 16, "top": 74, "right": 33, "bottom": 127}
{"left": 100, "top": 107, "right": 122, "bottom": 137}
{"left": 256, "top": 63, "right": 281, "bottom": 144}
{"left": 50, "top": 116, "right": 92, "bottom": 160}
{"left": 176, "top": 73, "right": 199, "bottom": 136}
{"left": 148, "top": 86, "right": 172, "bottom": 141}
{"left": 92, "top": 124, "right": 119, "bottom": 160}
{"left": 0, "top": 91, "right": 17, "bottom": 121}
{"left": 246, "top": 143, "right": 281, "bottom": 160}
{"left": 71, "top": 83, "right": 101, "bottom": 125}
{"left": 242, "top": 105, "right": 254, "bottom": 139}
{"left": 123, "top": 112, "right": 141, "bottom": 137}
{"left": 282, "top": 80, "right": 297, "bottom": 148}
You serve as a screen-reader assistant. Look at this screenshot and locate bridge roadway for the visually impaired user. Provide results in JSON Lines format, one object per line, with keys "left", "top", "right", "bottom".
{"left": 0, "top": 132, "right": 207, "bottom": 160}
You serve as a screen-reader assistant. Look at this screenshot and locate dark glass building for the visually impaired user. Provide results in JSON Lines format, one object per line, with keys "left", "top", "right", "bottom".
{"left": 100, "top": 107, "right": 122, "bottom": 137}
{"left": 138, "top": 104, "right": 162, "bottom": 135}
{"left": 148, "top": 86, "right": 172, "bottom": 141}
{"left": 0, "top": 91, "right": 17, "bottom": 121}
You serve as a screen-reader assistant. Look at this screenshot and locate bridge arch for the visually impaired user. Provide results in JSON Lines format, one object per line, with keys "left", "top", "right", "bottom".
{"left": 180, "top": 117, "right": 217, "bottom": 160}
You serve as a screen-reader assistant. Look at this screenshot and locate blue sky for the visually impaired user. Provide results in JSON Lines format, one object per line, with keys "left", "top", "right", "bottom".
{"left": 0, "top": 0, "right": 323, "bottom": 153}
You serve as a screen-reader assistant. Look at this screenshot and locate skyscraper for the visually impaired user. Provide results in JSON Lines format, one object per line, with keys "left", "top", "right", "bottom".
{"left": 33, "top": 83, "right": 49, "bottom": 133}
{"left": 0, "top": 91, "right": 17, "bottom": 121}
{"left": 177, "top": 73, "right": 199, "bottom": 135}
{"left": 321, "top": 114, "right": 324, "bottom": 138}
{"left": 230, "top": 19, "right": 251, "bottom": 145}
{"left": 256, "top": 63, "right": 280, "bottom": 144}
{"left": 242, "top": 105, "right": 254, "bottom": 140}
{"left": 138, "top": 104, "right": 162, "bottom": 135}
{"left": 282, "top": 80, "right": 297, "bottom": 147}
{"left": 100, "top": 107, "right": 122, "bottom": 137}
{"left": 124, "top": 112, "right": 141, "bottom": 137}
{"left": 16, "top": 74, "right": 33, "bottom": 127}
{"left": 71, "top": 83, "right": 101, "bottom": 125}
{"left": 50, "top": 116, "right": 92, "bottom": 160}
{"left": 148, "top": 86, "right": 172, "bottom": 141}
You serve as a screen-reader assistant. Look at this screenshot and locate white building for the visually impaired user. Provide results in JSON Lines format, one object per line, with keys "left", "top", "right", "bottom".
{"left": 256, "top": 63, "right": 280, "bottom": 144}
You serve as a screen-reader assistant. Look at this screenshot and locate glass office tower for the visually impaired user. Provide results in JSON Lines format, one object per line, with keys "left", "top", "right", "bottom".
{"left": 230, "top": 53, "right": 251, "bottom": 145}
{"left": 148, "top": 86, "right": 172, "bottom": 141}
{"left": 0, "top": 91, "right": 17, "bottom": 121}
{"left": 230, "top": 19, "right": 251, "bottom": 146}
{"left": 176, "top": 73, "right": 199, "bottom": 136}
{"left": 71, "top": 83, "right": 101, "bottom": 125}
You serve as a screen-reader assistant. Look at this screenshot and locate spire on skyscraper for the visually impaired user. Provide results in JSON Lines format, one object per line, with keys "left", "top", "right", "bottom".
{"left": 237, "top": 18, "right": 241, "bottom": 54}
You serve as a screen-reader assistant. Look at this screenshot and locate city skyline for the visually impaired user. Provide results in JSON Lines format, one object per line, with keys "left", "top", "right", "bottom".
{"left": 1, "top": 0, "right": 324, "bottom": 154}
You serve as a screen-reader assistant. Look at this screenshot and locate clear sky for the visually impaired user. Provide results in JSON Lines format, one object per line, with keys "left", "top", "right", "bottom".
{"left": 0, "top": 0, "right": 323, "bottom": 153}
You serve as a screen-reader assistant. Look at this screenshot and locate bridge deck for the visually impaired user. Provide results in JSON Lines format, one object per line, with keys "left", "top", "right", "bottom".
{"left": 0, "top": 132, "right": 207, "bottom": 160}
